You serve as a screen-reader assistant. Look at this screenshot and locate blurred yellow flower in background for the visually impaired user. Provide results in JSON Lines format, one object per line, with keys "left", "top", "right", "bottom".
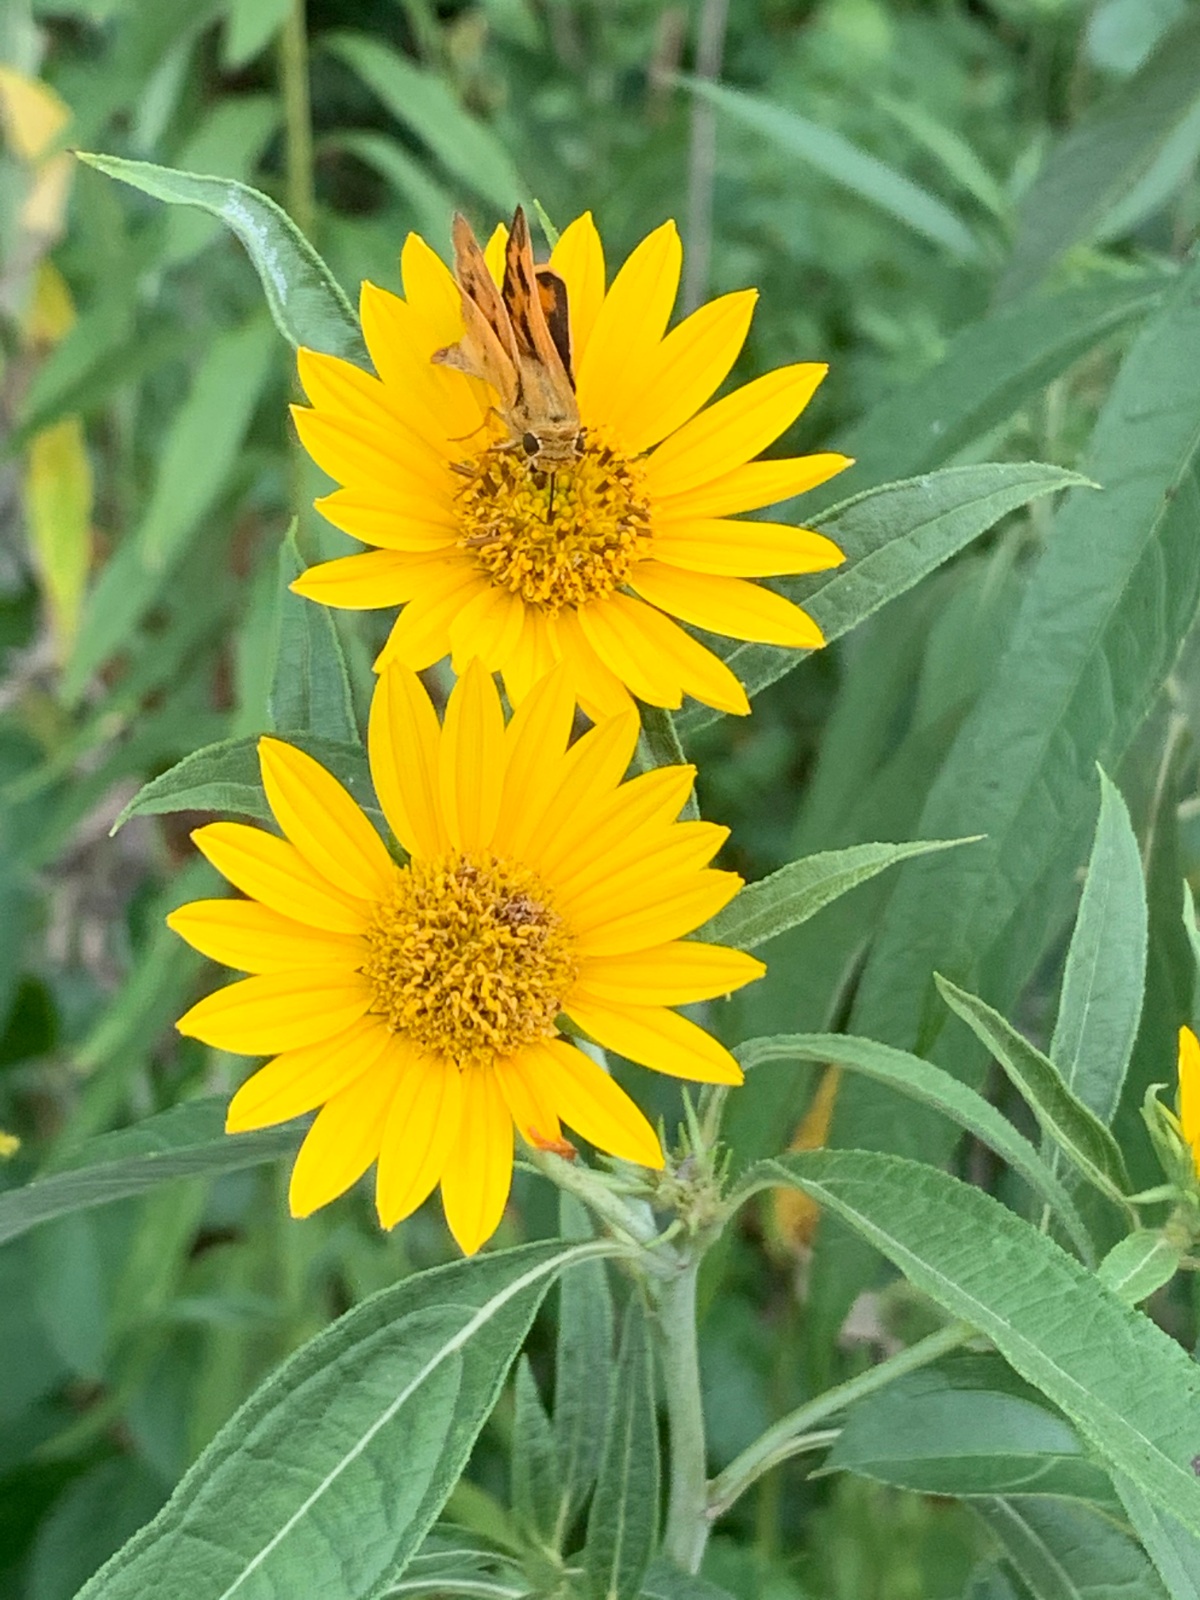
{"left": 1178, "top": 1024, "right": 1200, "bottom": 1177}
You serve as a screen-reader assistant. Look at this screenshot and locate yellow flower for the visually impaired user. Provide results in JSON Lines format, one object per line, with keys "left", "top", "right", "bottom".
{"left": 168, "top": 661, "right": 764, "bottom": 1254}
{"left": 1179, "top": 1025, "right": 1200, "bottom": 1177}
{"left": 290, "top": 213, "right": 850, "bottom": 721}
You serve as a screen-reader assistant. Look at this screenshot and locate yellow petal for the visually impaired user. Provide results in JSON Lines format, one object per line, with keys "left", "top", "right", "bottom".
{"left": 614, "top": 289, "right": 757, "bottom": 456}
{"left": 448, "top": 584, "right": 525, "bottom": 675}
{"left": 529, "top": 1037, "right": 663, "bottom": 1167}
{"left": 577, "top": 595, "right": 683, "bottom": 709}
{"left": 559, "top": 822, "right": 730, "bottom": 931}
{"left": 191, "top": 822, "right": 370, "bottom": 935}
{"left": 494, "top": 1053, "right": 562, "bottom": 1148}
{"left": 575, "top": 871, "right": 742, "bottom": 957}
{"left": 654, "top": 453, "right": 853, "bottom": 523}
{"left": 374, "top": 565, "right": 490, "bottom": 672}
{"left": 439, "top": 658, "right": 505, "bottom": 851}
{"left": 1179, "top": 1025, "right": 1200, "bottom": 1174}
{"left": 375, "top": 1043, "right": 465, "bottom": 1227}
{"left": 259, "top": 738, "right": 396, "bottom": 902}
{"left": 288, "top": 1061, "right": 398, "bottom": 1217}
{"left": 368, "top": 664, "right": 449, "bottom": 858}
{"left": 440, "top": 1067, "right": 514, "bottom": 1254}
{"left": 549, "top": 212, "right": 606, "bottom": 371}
{"left": 291, "top": 405, "right": 451, "bottom": 500}
{"left": 484, "top": 222, "right": 508, "bottom": 284}
{"left": 576, "top": 221, "right": 681, "bottom": 432}
{"left": 400, "top": 230, "right": 465, "bottom": 350}
{"left": 515, "top": 711, "right": 641, "bottom": 866}
{"left": 226, "top": 1016, "right": 392, "bottom": 1131}
{"left": 652, "top": 518, "right": 844, "bottom": 578}
{"left": 631, "top": 563, "right": 825, "bottom": 649}
{"left": 564, "top": 999, "right": 743, "bottom": 1085}
{"left": 315, "top": 491, "right": 458, "bottom": 551}
{"left": 553, "top": 607, "right": 637, "bottom": 721}
{"left": 298, "top": 345, "right": 457, "bottom": 461}
{"left": 645, "top": 364, "right": 828, "bottom": 501}
{"left": 167, "top": 898, "right": 364, "bottom": 974}
{"left": 177, "top": 969, "right": 373, "bottom": 1054}
{"left": 536, "top": 765, "right": 697, "bottom": 884}
{"left": 359, "top": 279, "right": 483, "bottom": 441}
{"left": 577, "top": 942, "right": 765, "bottom": 1005}
{"left": 500, "top": 606, "right": 562, "bottom": 704}
{"left": 290, "top": 549, "right": 427, "bottom": 610}
{"left": 492, "top": 661, "right": 577, "bottom": 855}
{"left": 591, "top": 590, "right": 750, "bottom": 715}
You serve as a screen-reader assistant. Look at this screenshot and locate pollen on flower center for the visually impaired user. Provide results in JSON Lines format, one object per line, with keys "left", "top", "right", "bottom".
{"left": 453, "top": 434, "right": 652, "bottom": 611}
{"left": 361, "top": 851, "right": 577, "bottom": 1066}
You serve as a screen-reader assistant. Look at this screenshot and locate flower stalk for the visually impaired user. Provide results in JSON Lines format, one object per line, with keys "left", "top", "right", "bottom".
{"left": 654, "top": 1245, "right": 711, "bottom": 1572}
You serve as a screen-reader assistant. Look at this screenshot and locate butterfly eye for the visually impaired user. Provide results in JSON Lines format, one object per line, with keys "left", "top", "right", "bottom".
{"left": 521, "top": 432, "right": 540, "bottom": 457}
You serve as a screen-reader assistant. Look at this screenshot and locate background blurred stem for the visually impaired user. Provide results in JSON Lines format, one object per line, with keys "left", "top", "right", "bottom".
{"left": 279, "top": 0, "right": 315, "bottom": 532}
{"left": 682, "top": 0, "right": 730, "bottom": 314}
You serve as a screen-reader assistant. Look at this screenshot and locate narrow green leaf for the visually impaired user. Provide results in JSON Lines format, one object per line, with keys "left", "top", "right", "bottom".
{"left": 1181, "top": 882, "right": 1200, "bottom": 1006}
{"left": 1050, "top": 769, "right": 1147, "bottom": 1126}
{"left": 1000, "top": 8, "right": 1200, "bottom": 298}
{"left": 111, "top": 734, "right": 378, "bottom": 833}
{"left": 681, "top": 463, "right": 1087, "bottom": 730}
{"left": 0, "top": 1100, "right": 297, "bottom": 1247}
{"left": 1116, "top": 1475, "right": 1200, "bottom": 1600}
{"left": 512, "top": 1356, "right": 559, "bottom": 1548}
{"left": 684, "top": 78, "right": 980, "bottom": 259}
{"left": 77, "top": 1243, "right": 608, "bottom": 1600}
{"left": 584, "top": 1297, "right": 659, "bottom": 1600}
{"left": 825, "top": 1354, "right": 1117, "bottom": 1503}
{"left": 935, "top": 976, "right": 1130, "bottom": 1201}
{"left": 735, "top": 1033, "right": 1092, "bottom": 1260}
{"left": 329, "top": 131, "right": 455, "bottom": 242}
{"left": 974, "top": 1496, "right": 1169, "bottom": 1600}
{"left": 640, "top": 1562, "right": 737, "bottom": 1600}
{"left": 554, "top": 1193, "right": 615, "bottom": 1542}
{"left": 271, "top": 528, "right": 359, "bottom": 743}
{"left": 770, "top": 1148, "right": 1200, "bottom": 1537}
{"left": 705, "top": 838, "right": 980, "bottom": 953}
{"left": 1097, "top": 1232, "right": 1182, "bottom": 1305}
{"left": 325, "top": 33, "right": 522, "bottom": 211}
{"left": 75, "top": 151, "right": 366, "bottom": 363}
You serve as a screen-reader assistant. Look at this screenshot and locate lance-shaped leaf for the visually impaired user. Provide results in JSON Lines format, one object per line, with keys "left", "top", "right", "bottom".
{"left": 705, "top": 838, "right": 980, "bottom": 953}
{"left": 77, "top": 1242, "right": 609, "bottom": 1600}
{"left": 111, "top": 734, "right": 377, "bottom": 833}
{"left": 680, "top": 463, "right": 1087, "bottom": 730}
{"left": 0, "top": 1099, "right": 298, "bottom": 1246}
{"left": 1049, "top": 769, "right": 1147, "bottom": 1128}
{"left": 735, "top": 1033, "right": 1092, "bottom": 1260}
{"left": 769, "top": 1148, "right": 1200, "bottom": 1538}
{"left": 512, "top": 1356, "right": 559, "bottom": 1548}
{"left": 75, "top": 152, "right": 367, "bottom": 365}
{"left": 1116, "top": 1475, "right": 1200, "bottom": 1600}
{"left": 554, "top": 1194, "right": 615, "bottom": 1543}
{"left": 973, "top": 1496, "right": 1169, "bottom": 1600}
{"left": 1097, "top": 1233, "right": 1182, "bottom": 1307}
{"left": 271, "top": 527, "right": 358, "bottom": 744}
{"left": 935, "top": 976, "right": 1130, "bottom": 1201}
{"left": 640, "top": 1563, "right": 738, "bottom": 1599}
{"left": 584, "top": 1297, "right": 659, "bottom": 1600}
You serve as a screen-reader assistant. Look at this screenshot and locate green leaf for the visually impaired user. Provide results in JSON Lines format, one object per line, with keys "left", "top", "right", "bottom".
{"left": 683, "top": 78, "right": 981, "bottom": 259}
{"left": 935, "top": 976, "right": 1130, "bottom": 1201}
{"left": 75, "top": 151, "right": 366, "bottom": 364}
{"left": 735, "top": 1034, "right": 1092, "bottom": 1260}
{"left": 1000, "top": 8, "right": 1200, "bottom": 298}
{"left": 1050, "top": 770, "right": 1147, "bottom": 1127}
{"left": 681, "top": 463, "right": 1088, "bottom": 730}
{"left": 705, "top": 837, "right": 980, "bottom": 953}
{"left": 1116, "top": 1475, "right": 1200, "bottom": 1600}
{"left": 324, "top": 33, "right": 522, "bottom": 212}
{"left": 584, "top": 1297, "right": 659, "bottom": 1600}
{"left": 111, "top": 734, "right": 378, "bottom": 833}
{"left": 825, "top": 1354, "right": 1117, "bottom": 1503}
{"left": 271, "top": 527, "right": 359, "bottom": 743}
{"left": 640, "top": 1561, "right": 737, "bottom": 1600}
{"left": 1097, "top": 1232, "right": 1182, "bottom": 1305}
{"left": 974, "top": 1496, "right": 1169, "bottom": 1600}
{"left": 511, "top": 1356, "right": 558, "bottom": 1548}
{"left": 77, "top": 1242, "right": 608, "bottom": 1600}
{"left": 0, "top": 1100, "right": 298, "bottom": 1247}
{"left": 222, "top": 0, "right": 291, "bottom": 67}
{"left": 554, "top": 1193, "right": 615, "bottom": 1543}
{"left": 770, "top": 1148, "right": 1200, "bottom": 1538}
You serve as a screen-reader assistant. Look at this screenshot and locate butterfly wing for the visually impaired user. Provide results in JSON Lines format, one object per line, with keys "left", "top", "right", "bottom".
{"left": 433, "top": 214, "right": 520, "bottom": 411}
{"left": 502, "top": 207, "right": 579, "bottom": 433}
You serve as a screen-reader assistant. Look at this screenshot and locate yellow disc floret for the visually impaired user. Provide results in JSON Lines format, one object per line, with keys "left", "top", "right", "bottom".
{"left": 361, "top": 851, "right": 576, "bottom": 1066}
{"left": 454, "top": 434, "right": 651, "bottom": 611}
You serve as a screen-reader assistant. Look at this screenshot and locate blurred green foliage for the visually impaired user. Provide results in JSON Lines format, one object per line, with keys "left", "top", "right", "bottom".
{"left": 3, "top": 0, "right": 1200, "bottom": 1595}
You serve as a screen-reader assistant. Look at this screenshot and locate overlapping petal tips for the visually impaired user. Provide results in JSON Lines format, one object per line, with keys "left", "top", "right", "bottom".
{"left": 1179, "top": 1025, "right": 1200, "bottom": 1174}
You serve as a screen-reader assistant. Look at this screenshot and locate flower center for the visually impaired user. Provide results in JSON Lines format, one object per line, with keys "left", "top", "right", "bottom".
{"left": 361, "top": 852, "right": 576, "bottom": 1067}
{"left": 453, "top": 434, "right": 652, "bottom": 612}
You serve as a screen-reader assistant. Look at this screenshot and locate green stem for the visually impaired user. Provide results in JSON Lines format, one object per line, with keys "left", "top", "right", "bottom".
{"left": 279, "top": 0, "right": 315, "bottom": 240}
{"left": 655, "top": 1249, "right": 710, "bottom": 1573}
{"left": 706, "top": 1320, "right": 974, "bottom": 1520}
{"left": 638, "top": 705, "right": 699, "bottom": 820}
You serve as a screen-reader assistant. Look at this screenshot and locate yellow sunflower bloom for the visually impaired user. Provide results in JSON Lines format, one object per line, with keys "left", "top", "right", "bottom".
{"left": 168, "top": 661, "right": 765, "bottom": 1254}
{"left": 289, "top": 211, "right": 851, "bottom": 721}
{"left": 1179, "top": 1025, "right": 1200, "bottom": 1177}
